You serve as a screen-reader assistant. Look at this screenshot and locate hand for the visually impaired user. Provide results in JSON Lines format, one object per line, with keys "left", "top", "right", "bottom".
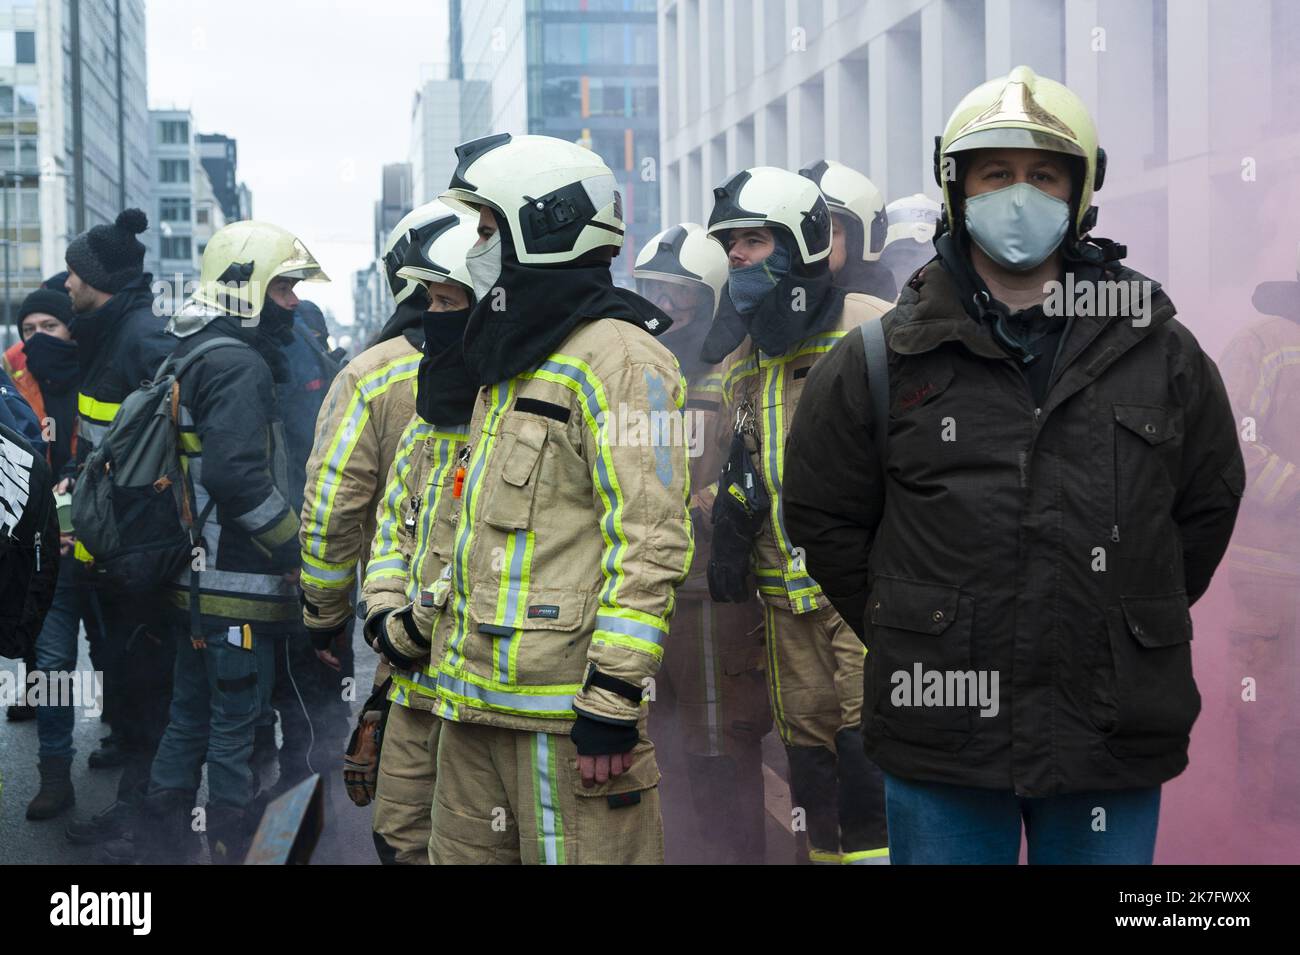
{"left": 314, "top": 630, "right": 348, "bottom": 671}
{"left": 578, "top": 750, "right": 636, "bottom": 789}
{"left": 54, "top": 477, "right": 73, "bottom": 495}
{"left": 59, "top": 533, "right": 74, "bottom": 556}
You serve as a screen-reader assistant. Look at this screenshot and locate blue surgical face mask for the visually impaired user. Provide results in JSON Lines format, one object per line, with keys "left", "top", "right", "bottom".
{"left": 964, "top": 182, "right": 1070, "bottom": 272}
{"left": 727, "top": 239, "right": 792, "bottom": 313}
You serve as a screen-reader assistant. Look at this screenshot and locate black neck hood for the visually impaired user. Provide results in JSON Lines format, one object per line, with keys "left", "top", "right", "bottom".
{"left": 701, "top": 264, "right": 844, "bottom": 362}
{"left": 416, "top": 307, "right": 477, "bottom": 426}
{"left": 463, "top": 227, "right": 670, "bottom": 387}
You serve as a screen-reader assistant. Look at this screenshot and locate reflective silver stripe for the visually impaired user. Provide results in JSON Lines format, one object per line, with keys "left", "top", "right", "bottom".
{"left": 701, "top": 605, "right": 720, "bottom": 756}
{"left": 361, "top": 556, "right": 406, "bottom": 578}
{"left": 171, "top": 566, "right": 296, "bottom": 596}
{"left": 307, "top": 560, "right": 357, "bottom": 583}
{"left": 235, "top": 487, "right": 289, "bottom": 533}
{"left": 535, "top": 733, "right": 561, "bottom": 865}
{"left": 595, "top": 612, "right": 666, "bottom": 646}
{"left": 435, "top": 671, "right": 575, "bottom": 714}
{"left": 78, "top": 419, "right": 109, "bottom": 446}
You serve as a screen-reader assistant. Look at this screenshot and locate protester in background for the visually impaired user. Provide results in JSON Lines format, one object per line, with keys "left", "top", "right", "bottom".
{"left": 61, "top": 210, "right": 177, "bottom": 851}
{"left": 3, "top": 288, "right": 87, "bottom": 819}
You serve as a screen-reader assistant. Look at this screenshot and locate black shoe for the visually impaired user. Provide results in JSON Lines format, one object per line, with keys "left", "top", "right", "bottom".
{"left": 65, "top": 801, "right": 134, "bottom": 845}
{"left": 26, "top": 756, "right": 76, "bottom": 820}
{"left": 6, "top": 704, "right": 36, "bottom": 722}
{"left": 96, "top": 833, "right": 138, "bottom": 864}
{"left": 87, "top": 739, "right": 127, "bottom": 770}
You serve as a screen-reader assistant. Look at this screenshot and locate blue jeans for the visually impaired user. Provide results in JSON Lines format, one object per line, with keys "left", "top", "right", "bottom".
{"left": 34, "top": 556, "right": 81, "bottom": 760}
{"left": 883, "top": 771, "right": 1162, "bottom": 864}
{"left": 148, "top": 625, "right": 276, "bottom": 810}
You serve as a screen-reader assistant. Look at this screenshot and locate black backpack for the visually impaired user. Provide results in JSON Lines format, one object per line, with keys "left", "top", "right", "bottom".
{"left": 71, "top": 337, "right": 248, "bottom": 593}
{"left": 1, "top": 422, "right": 59, "bottom": 660}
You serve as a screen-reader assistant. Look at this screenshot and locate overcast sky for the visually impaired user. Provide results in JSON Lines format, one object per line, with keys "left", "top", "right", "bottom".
{"left": 145, "top": 0, "right": 451, "bottom": 325}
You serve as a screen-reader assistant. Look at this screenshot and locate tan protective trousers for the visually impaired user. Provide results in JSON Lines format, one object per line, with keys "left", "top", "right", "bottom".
{"left": 430, "top": 720, "right": 663, "bottom": 864}
{"left": 372, "top": 703, "right": 440, "bottom": 865}
{"left": 764, "top": 601, "right": 864, "bottom": 748}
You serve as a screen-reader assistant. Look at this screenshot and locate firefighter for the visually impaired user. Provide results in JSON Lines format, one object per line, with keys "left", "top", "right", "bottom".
{"left": 701, "top": 165, "right": 893, "bottom": 863}
{"left": 353, "top": 209, "right": 477, "bottom": 863}
{"left": 120, "top": 220, "right": 329, "bottom": 864}
{"left": 799, "top": 159, "right": 897, "bottom": 300}
{"left": 372, "top": 133, "right": 692, "bottom": 864}
{"left": 633, "top": 223, "right": 772, "bottom": 863}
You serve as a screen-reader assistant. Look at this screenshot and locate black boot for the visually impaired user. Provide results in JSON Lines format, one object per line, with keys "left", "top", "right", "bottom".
{"left": 128, "top": 790, "right": 200, "bottom": 865}
{"left": 65, "top": 799, "right": 135, "bottom": 845}
{"left": 834, "top": 727, "right": 889, "bottom": 864}
{"left": 88, "top": 736, "right": 127, "bottom": 769}
{"left": 207, "top": 806, "right": 252, "bottom": 865}
{"left": 27, "top": 755, "right": 76, "bottom": 820}
{"left": 785, "top": 744, "right": 841, "bottom": 863}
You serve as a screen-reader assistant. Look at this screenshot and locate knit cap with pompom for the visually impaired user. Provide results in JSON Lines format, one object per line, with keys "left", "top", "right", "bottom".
{"left": 64, "top": 208, "right": 151, "bottom": 294}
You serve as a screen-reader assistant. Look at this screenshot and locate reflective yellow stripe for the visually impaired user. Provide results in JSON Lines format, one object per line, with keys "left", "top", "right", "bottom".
{"left": 77, "top": 392, "right": 121, "bottom": 424}
{"left": 303, "top": 354, "right": 420, "bottom": 559}
{"left": 841, "top": 848, "right": 890, "bottom": 864}
{"left": 164, "top": 589, "right": 298, "bottom": 622}
{"left": 74, "top": 539, "right": 95, "bottom": 564}
{"left": 254, "top": 510, "right": 298, "bottom": 550}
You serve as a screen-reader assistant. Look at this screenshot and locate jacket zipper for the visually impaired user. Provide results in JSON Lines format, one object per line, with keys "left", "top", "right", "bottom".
{"left": 1111, "top": 422, "right": 1121, "bottom": 543}
{"left": 34, "top": 529, "right": 42, "bottom": 572}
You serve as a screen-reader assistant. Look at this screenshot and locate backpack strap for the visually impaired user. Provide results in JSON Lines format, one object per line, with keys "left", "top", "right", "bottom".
{"left": 859, "top": 319, "right": 889, "bottom": 461}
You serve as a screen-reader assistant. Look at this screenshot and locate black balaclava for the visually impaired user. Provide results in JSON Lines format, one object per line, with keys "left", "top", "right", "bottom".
{"left": 416, "top": 306, "right": 477, "bottom": 426}
{"left": 700, "top": 232, "right": 845, "bottom": 363}
{"left": 22, "top": 333, "right": 79, "bottom": 394}
{"left": 834, "top": 258, "right": 898, "bottom": 300}
{"left": 253, "top": 295, "right": 295, "bottom": 383}
{"left": 461, "top": 219, "right": 671, "bottom": 387}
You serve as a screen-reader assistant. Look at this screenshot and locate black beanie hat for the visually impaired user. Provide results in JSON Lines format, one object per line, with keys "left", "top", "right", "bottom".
{"left": 17, "top": 288, "right": 74, "bottom": 329}
{"left": 64, "top": 208, "right": 149, "bottom": 294}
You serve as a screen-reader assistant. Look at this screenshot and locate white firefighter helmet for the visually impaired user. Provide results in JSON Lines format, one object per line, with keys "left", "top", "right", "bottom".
{"left": 383, "top": 200, "right": 462, "bottom": 305}
{"left": 707, "top": 165, "right": 832, "bottom": 266}
{"left": 439, "top": 133, "right": 624, "bottom": 265}
{"left": 191, "top": 220, "right": 327, "bottom": 319}
{"left": 394, "top": 210, "right": 478, "bottom": 297}
{"left": 798, "top": 159, "right": 888, "bottom": 262}
{"left": 884, "top": 193, "right": 943, "bottom": 249}
{"left": 633, "top": 222, "right": 729, "bottom": 316}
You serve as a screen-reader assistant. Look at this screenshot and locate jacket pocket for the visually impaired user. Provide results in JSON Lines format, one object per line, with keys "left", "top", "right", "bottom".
{"left": 1111, "top": 403, "right": 1179, "bottom": 543}
{"left": 567, "top": 737, "right": 663, "bottom": 864}
{"left": 1101, "top": 591, "right": 1201, "bottom": 758}
{"left": 481, "top": 417, "right": 547, "bottom": 531}
{"left": 473, "top": 587, "right": 591, "bottom": 688}
{"left": 863, "top": 574, "right": 975, "bottom": 752}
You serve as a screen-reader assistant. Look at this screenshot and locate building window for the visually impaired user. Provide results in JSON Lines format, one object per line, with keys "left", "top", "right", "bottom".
{"left": 160, "top": 197, "right": 191, "bottom": 222}
{"left": 159, "top": 120, "right": 190, "bottom": 145}
{"left": 15, "top": 31, "right": 35, "bottom": 65}
{"left": 196, "top": 207, "right": 209, "bottom": 225}
{"left": 160, "top": 159, "right": 190, "bottom": 183}
{"left": 161, "top": 236, "right": 192, "bottom": 260}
